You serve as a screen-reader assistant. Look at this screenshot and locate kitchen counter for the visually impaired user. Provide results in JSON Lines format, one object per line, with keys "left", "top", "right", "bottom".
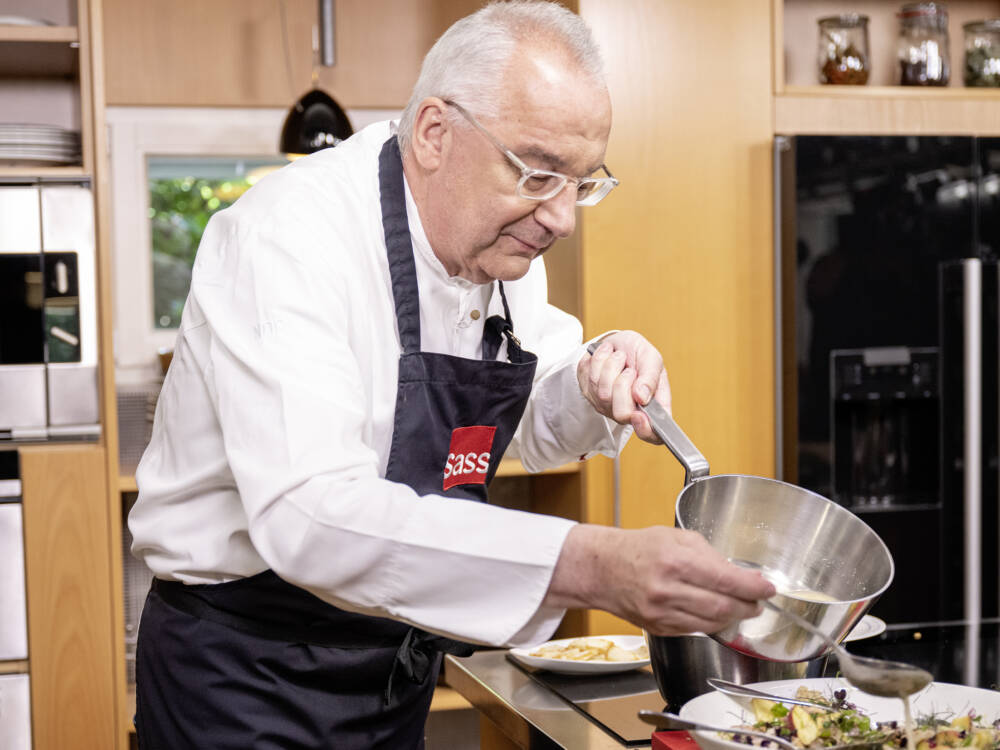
{"left": 444, "top": 650, "right": 663, "bottom": 749}
{"left": 444, "top": 618, "right": 1000, "bottom": 749}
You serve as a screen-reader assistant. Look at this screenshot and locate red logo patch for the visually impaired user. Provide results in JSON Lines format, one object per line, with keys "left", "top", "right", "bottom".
{"left": 442, "top": 426, "right": 497, "bottom": 490}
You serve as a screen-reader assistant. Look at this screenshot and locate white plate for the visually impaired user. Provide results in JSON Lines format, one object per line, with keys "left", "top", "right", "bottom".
{"left": 842, "top": 615, "right": 887, "bottom": 643}
{"left": 0, "top": 16, "right": 55, "bottom": 26}
{"left": 680, "top": 678, "right": 1000, "bottom": 750}
{"left": 508, "top": 635, "right": 650, "bottom": 675}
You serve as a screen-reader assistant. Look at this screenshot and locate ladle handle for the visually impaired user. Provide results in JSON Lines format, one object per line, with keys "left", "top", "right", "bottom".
{"left": 761, "top": 599, "right": 841, "bottom": 655}
{"left": 586, "top": 341, "right": 709, "bottom": 484}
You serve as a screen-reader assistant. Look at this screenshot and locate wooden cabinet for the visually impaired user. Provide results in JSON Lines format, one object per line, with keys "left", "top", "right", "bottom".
{"left": 19, "top": 445, "right": 119, "bottom": 750}
{"left": 101, "top": 0, "right": 486, "bottom": 108}
{"left": 1, "top": 1, "right": 126, "bottom": 747}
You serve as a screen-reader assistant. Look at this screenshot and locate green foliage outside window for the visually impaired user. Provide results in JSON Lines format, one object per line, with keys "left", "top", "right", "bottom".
{"left": 147, "top": 157, "right": 285, "bottom": 330}
{"left": 149, "top": 177, "right": 248, "bottom": 329}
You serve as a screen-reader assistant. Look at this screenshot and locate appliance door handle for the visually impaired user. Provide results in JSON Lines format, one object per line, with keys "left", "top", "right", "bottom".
{"left": 961, "top": 258, "right": 983, "bottom": 624}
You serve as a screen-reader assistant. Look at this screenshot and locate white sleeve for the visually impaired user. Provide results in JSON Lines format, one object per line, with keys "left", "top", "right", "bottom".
{"left": 188, "top": 210, "right": 574, "bottom": 647}
{"left": 503, "top": 260, "right": 633, "bottom": 473}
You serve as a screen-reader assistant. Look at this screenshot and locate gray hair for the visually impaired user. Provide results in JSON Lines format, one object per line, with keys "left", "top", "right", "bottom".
{"left": 397, "top": 1, "right": 604, "bottom": 154}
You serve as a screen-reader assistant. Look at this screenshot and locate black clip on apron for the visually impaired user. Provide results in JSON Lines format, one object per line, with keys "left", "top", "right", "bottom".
{"left": 134, "top": 136, "right": 538, "bottom": 750}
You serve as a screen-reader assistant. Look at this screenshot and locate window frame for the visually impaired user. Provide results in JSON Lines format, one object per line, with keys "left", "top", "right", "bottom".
{"left": 106, "top": 106, "right": 398, "bottom": 384}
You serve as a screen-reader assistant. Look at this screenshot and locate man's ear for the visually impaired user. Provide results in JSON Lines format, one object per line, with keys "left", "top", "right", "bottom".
{"left": 409, "top": 98, "right": 450, "bottom": 171}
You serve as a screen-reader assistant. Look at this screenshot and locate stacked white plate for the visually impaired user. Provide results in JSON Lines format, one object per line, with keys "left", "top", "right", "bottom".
{"left": 0, "top": 123, "right": 81, "bottom": 166}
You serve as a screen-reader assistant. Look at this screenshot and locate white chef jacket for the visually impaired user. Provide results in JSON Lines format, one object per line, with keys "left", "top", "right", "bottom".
{"left": 129, "top": 120, "right": 631, "bottom": 648}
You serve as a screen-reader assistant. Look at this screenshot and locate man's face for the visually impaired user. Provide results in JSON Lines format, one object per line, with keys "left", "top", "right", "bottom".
{"left": 422, "top": 46, "right": 612, "bottom": 284}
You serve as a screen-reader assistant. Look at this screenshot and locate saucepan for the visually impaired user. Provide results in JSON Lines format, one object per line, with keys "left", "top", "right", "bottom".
{"left": 634, "top": 394, "right": 893, "bottom": 668}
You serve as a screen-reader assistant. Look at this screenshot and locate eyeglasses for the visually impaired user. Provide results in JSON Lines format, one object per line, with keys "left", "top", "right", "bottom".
{"left": 443, "top": 99, "right": 618, "bottom": 207}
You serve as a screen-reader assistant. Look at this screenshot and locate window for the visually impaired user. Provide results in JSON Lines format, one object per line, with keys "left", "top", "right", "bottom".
{"left": 108, "top": 106, "right": 398, "bottom": 385}
{"left": 147, "top": 156, "right": 286, "bottom": 329}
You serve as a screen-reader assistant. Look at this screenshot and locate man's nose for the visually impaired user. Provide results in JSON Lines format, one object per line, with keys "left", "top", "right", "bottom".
{"left": 533, "top": 183, "right": 577, "bottom": 239}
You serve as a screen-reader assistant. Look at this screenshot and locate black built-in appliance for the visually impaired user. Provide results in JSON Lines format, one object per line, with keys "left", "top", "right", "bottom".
{"left": 775, "top": 135, "right": 999, "bottom": 624}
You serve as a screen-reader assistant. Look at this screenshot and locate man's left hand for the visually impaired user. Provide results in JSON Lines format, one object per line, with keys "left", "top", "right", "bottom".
{"left": 577, "top": 331, "right": 671, "bottom": 444}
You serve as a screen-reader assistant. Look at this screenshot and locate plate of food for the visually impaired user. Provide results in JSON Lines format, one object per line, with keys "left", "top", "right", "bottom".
{"left": 509, "top": 635, "right": 650, "bottom": 675}
{"left": 679, "top": 677, "right": 1000, "bottom": 750}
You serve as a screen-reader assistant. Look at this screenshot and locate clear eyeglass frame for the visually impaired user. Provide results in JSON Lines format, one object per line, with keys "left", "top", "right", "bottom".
{"left": 443, "top": 99, "right": 619, "bottom": 207}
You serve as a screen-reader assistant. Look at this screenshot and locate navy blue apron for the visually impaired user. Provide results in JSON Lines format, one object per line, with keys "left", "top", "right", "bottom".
{"left": 134, "top": 136, "right": 539, "bottom": 750}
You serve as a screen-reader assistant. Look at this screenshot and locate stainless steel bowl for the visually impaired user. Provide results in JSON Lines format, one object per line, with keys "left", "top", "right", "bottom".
{"left": 646, "top": 632, "right": 827, "bottom": 709}
{"left": 675, "top": 473, "right": 893, "bottom": 662}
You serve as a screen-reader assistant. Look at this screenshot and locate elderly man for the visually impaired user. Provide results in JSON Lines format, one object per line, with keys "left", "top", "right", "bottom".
{"left": 129, "top": 2, "right": 773, "bottom": 748}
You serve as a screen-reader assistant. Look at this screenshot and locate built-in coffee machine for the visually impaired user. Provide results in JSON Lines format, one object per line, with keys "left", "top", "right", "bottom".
{"left": 0, "top": 180, "right": 100, "bottom": 441}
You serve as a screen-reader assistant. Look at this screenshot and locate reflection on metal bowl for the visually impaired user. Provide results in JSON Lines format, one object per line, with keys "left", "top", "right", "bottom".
{"left": 675, "top": 474, "right": 894, "bottom": 662}
{"left": 646, "top": 632, "right": 826, "bottom": 710}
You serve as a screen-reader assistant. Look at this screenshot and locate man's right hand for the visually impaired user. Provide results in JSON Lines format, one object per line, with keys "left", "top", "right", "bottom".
{"left": 543, "top": 524, "right": 776, "bottom": 635}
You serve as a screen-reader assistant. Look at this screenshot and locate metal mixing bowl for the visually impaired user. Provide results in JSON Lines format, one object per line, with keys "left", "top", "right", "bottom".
{"left": 646, "top": 632, "right": 827, "bottom": 709}
{"left": 675, "top": 473, "right": 894, "bottom": 662}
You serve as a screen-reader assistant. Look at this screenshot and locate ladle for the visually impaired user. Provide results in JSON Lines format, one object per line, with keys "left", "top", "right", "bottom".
{"left": 761, "top": 600, "right": 932, "bottom": 699}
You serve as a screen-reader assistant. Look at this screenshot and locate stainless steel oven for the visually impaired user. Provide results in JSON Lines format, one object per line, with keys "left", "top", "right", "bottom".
{"left": 0, "top": 180, "right": 100, "bottom": 441}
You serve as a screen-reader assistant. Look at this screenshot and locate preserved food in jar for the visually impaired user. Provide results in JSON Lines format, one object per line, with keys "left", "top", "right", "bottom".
{"left": 897, "top": 2, "right": 950, "bottom": 86}
{"left": 818, "top": 15, "right": 871, "bottom": 85}
{"left": 964, "top": 20, "right": 1000, "bottom": 87}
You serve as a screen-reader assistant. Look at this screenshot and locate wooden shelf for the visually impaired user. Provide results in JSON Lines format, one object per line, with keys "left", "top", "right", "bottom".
{"left": 0, "top": 659, "right": 28, "bottom": 675}
{"left": 0, "top": 165, "right": 85, "bottom": 178}
{"left": 119, "top": 460, "right": 580, "bottom": 493}
{"left": 0, "top": 26, "right": 78, "bottom": 44}
{"left": 494, "top": 458, "right": 581, "bottom": 478}
{"left": 776, "top": 86, "right": 1000, "bottom": 134}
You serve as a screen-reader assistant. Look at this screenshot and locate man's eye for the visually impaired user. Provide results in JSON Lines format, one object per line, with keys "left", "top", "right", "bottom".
{"left": 522, "top": 174, "right": 561, "bottom": 196}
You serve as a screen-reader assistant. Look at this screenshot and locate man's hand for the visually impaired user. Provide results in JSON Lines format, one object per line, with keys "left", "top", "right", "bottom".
{"left": 577, "top": 331, "right": 671, "bottom": 444}
{"left": 544, "top": 524, "right": 776, "bottom": 636}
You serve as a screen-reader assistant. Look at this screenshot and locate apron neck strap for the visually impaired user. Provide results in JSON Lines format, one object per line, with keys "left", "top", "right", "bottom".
{"left": 378, "top": 136, "right": 421, "bottom": 354}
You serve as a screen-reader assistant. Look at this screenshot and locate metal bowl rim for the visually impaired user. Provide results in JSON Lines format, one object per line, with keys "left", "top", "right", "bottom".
{"left": 674, "top": 473, "right": 896, "bottom": 602}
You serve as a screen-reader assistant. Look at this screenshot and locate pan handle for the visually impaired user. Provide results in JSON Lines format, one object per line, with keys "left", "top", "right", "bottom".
{"left": 586, "top": 342, "right": 710, "bottom": 484}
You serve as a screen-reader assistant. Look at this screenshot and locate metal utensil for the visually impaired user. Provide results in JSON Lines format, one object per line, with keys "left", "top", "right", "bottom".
{"left": 637, "top": 710, "right": 882, "bottom": 750}
{"left": 762, "top": 600, "right": 932, "bottom": 698}
{"left": 706, "top": 677, "right": 836, "bottom": 711}
{"left": 637, "top": 710, "right": 800, "bottom": 750}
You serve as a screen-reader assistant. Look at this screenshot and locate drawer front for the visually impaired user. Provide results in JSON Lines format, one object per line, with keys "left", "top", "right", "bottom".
{"left": 0, "top": 502, "right": 28, "bottom": 660}
{"left": 0, "top": 673, "right": 31, "bottom": 749}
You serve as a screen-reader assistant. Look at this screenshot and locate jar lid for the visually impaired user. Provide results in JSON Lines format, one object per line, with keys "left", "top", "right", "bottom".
{"left": 898, "top": 1, "right": 948, "bottom": 17}
{"left": 963, "top": 18, "right": 1000, "bottom": 32}
{"left": 818, "top": 14, "right": 869, "bottom": 28}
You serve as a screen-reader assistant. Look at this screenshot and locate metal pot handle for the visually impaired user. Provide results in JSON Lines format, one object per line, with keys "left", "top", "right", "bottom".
{"left": 586, "top": 342, "right": 710, "bottom": 484}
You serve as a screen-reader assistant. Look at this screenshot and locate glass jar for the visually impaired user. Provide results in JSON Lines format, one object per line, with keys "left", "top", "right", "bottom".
{"left": 897, "top": 2, "right": 951, "bottom": 86}
{"left": 818, "top": 15, "right": 871, "bottom": 85}
{"left": 963, "top": 19, "right": 1000, "bottom": 87}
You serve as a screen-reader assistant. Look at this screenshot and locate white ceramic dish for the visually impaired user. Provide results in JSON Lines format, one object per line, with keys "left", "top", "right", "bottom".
{"left": 842, "top": 615, "right": 887, "bottom": 643}
{"left": 508, "top": 635, "right": 650, "bottom": 675}
{"left": 680, "top": 677, "right": 1000, "bottom": 750}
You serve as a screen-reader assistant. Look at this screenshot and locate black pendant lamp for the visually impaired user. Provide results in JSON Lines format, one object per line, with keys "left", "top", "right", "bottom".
{"left": 279, "top": 0, "right": 353, "bottom": 158}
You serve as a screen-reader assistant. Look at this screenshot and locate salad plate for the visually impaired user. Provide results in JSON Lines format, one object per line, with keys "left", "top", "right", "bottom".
{"left": 680, "top": 677, "right": 1000, "bottom": 750}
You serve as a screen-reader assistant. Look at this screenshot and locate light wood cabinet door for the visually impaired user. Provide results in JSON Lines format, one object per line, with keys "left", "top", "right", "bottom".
{"left": 577, "top": 0, "right": 776, "bottom": 635}
{"left": 20, "top": 444, "right": 118, "bottom": 750}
